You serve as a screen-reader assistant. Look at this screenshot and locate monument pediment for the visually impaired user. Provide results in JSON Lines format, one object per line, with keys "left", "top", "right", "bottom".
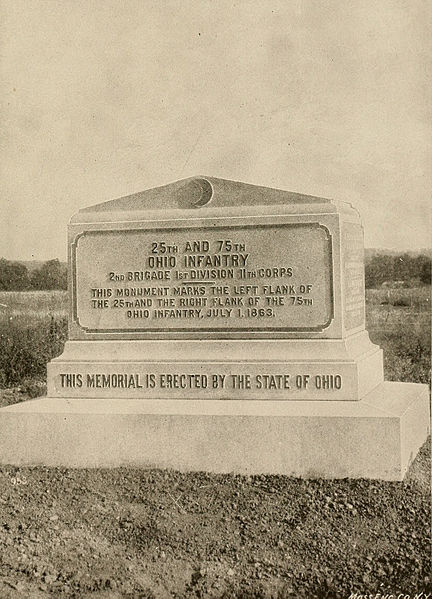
{"left": 74, "top": 176, "right": 336, "bottom": 218}
{"left": 0, "top": 177, "right": 428, "bottom": 480}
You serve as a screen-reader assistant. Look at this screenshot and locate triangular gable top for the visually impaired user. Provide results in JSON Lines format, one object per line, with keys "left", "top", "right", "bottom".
{"left": 78, "top": 176, "right": 332, "bottom": 214}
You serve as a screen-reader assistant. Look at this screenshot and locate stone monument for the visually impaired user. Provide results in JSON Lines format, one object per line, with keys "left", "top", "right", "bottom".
{"left": 0, "top": 177, "right": 429, "bottom": 479}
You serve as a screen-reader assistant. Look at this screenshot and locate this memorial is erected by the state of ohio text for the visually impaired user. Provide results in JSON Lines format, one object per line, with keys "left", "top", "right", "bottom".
{"left": 0, "top": 177, "right": 429, "bottom": 479}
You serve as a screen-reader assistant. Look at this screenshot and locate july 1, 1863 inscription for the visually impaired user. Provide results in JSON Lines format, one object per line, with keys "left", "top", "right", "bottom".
{"left": 52, "top": 175, "right": 387, "bottom": 401}
{"left": 5, "top": 176, "right": 429, "bottom": 481}
{"left": 73, "top": 223, "right": 333, "bottom": 333}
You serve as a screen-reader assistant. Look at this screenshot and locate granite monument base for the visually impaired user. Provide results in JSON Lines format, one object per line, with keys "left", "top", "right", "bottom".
{"left": 47, "top": 332, "right": 384, "bottom": 401}
{"left": 0, "top": 382, "right": 428, "bottom": 480}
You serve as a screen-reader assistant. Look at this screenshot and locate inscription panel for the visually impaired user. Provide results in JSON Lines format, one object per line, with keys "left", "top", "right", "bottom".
{"left": 72, "top": 224, "right": 333, "bottom": 333}
{"left": 343, "top": 223, "right": 365, "bottom": 330}
{"left": 49, "top": 363, "right": 356, "bottom": 400}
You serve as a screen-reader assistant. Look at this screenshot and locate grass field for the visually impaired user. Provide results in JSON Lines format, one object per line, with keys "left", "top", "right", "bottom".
{"left": 0, "top": 291, "right": 67, "bottom": 321}
{"left": 0, "top": 291, "right": 67, "bottom": 394}
{"left": 366, "top": 287, "right": 430, "bottom": 385}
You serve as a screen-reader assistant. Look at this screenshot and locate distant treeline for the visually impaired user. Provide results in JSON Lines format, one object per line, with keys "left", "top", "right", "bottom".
{"left": 0, "top": 258, "right": 67, "bottom": 291}
{"left": 365, "top": 253, "right": 430, "bottom": 288}
{"left": 0, "top": 254, "right": 430, "bottom": 291}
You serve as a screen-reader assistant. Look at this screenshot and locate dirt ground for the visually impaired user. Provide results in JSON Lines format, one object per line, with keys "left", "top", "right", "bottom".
{"left": 0, "top": 434, "right": 430, "bottom": 599}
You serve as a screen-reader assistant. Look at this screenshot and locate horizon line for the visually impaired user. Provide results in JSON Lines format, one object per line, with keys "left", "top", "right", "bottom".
{"left": 1, "top": 246, "right": 431, "bottom": 263}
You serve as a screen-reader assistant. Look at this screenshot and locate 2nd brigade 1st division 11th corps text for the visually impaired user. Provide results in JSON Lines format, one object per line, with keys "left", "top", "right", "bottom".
{"left": 75, "top": 226, "right": 333, "bottom": 330}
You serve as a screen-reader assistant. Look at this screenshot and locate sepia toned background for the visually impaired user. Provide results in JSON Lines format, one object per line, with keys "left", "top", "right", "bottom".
{"left": 1, "top": 0, "right": 430, "bottom": 260}
{"left": 0, "top": 3, "right": 430, "bottom": 596}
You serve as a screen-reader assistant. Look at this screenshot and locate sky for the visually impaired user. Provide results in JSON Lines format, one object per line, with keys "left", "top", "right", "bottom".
{"left": 1, "top": 0, "right": 430, "bottom": 260}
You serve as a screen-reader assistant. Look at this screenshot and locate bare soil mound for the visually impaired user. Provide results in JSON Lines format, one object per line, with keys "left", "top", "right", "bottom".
{"left": 0, "top": 438, "right": 430, "bottom": 598}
